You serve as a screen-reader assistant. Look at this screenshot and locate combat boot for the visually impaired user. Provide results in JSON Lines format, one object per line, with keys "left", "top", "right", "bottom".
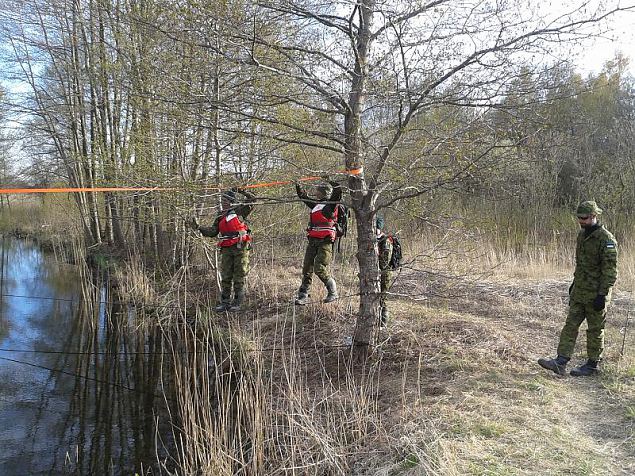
{"left": 215, "top": 291, "right": 231, "bottom": 312}
{"left": 570, "top": 360, "right": 599, "bottom": 377}
{"left": 323, "top": 278, "right": 338, "bottom": 303}
{"left": 295, "top": 288, "right": 310, "bottom": 306}
{"left": 228, "top": 289, "right": 245, "bottom": 312}
{"left": 537, "top": 355, "right": 569, "bottom": 376}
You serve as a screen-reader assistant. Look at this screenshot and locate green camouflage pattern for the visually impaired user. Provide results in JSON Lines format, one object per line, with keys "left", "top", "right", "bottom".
{"left": 556, "top": 223, "right": 617, "bottom": 361}
{"left": 576, "top": 200, "right": 603, "bottom": 216}
{"left": 219, "top": 246, "right": 250, "bottom": 303}
{"left": 196, "top": 189, "right": 256, "bottom": 305}
{"left": 570, "top": 225, "right": 618, "bottom": 302}
{"left": 557, "top": 301, "right": 606, "bottom": 360}
{"left": 378, "top": 234, "right": 393, "bottom": 320}
{"left": 299, "top": 237, "right": 333, "bottom": 291}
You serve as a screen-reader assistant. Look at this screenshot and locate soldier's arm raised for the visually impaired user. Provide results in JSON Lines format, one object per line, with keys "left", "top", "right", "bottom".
{"left": 295, "top": 182, "right": 316, "bottom": 209}
{"left": 235, "top": 189, "right": 257, "bottom": 218}
{"left": 329, "top": 180, "right": 342, "bottom": 202}
{"left": 322, "top": 180, "right": 342, "bottom": 218}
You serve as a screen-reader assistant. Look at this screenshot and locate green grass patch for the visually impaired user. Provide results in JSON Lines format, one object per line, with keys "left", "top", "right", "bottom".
{"left": 399, "top": 453, "right": 419, "bottom": 470}
{"left": 473, "top": 421, "right": 507, "bottom": 438}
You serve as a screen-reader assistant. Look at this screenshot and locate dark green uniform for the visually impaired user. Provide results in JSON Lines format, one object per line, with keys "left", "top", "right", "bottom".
{"left": 198, "top": 190, "right": 256, "bottom": 310}
{"left": 295, "top": 180, "right": 342, "bottom": 303}
{"left": 377, "top": 232, "right": 393, "bottom": 326}
{"left": 301, "top": 237, "right": 334, "bottom": 288}
{"left": 557, "top": 224, "right": 618, "bottom": 361}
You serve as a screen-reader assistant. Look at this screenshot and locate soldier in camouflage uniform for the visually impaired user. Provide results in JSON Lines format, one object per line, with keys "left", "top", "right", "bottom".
{"left": 194, "top": 188, "right": 256, "bottom": 312}
{"left": 538, "top": 200, "right": 618, "bottom": 376}
{"left": 376, "top": 215, "right": 393, "bottom": 328}
{"left": 294, "top": 179, "right": 342, "bottom": 305}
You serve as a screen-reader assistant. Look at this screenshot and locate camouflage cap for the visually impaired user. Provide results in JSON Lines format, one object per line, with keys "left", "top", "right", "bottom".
{"left": 221, "top": 190, "right": 236, "bottom": 203}
{"left": 576, "top": 200, "right": 603, "bottom": 217}
{"left": 317, "top": 183, "right": 332, "bottom": 197}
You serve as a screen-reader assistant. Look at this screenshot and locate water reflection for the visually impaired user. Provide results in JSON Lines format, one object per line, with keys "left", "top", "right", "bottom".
{"left": 0, "top": 237, "right": 169, "bottom": 475}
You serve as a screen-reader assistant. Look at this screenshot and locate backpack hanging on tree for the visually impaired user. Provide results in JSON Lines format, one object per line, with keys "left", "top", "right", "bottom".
{"left": 388, "top": 234, "right": 402, "bottom": 270}
{"left": 334, "top": 204, "right": 349, "bottom": 252}
{"left": 335, "top": 204, "right": 348, "bottom": 238}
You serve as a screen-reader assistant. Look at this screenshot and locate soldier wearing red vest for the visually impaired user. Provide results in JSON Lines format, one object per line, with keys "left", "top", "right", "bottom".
{"left": 294, "top": 179, "right": 342, "bottom": 305}
{"left": 194, "top": 188, "right": 256, "bottom": 312}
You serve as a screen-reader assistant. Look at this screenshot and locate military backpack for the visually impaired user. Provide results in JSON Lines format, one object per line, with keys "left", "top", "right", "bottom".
{"left": 388, "top": 235, "right": 402, "bottom": 270}
{"left": 335, "top": 204, "right": 349, "bottom": 238}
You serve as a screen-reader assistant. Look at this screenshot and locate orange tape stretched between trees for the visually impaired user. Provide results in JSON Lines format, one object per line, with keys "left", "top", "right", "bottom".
{"left": 0, "top": 168, "right": 363, "bottom": 194}
{"left": 0, "top": 186, "right": 172, "bottom": 194}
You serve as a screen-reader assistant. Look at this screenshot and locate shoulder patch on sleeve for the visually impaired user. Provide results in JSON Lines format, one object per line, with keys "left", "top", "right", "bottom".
{"left": 605, "top": 241, "right": 616, "bottom": 250}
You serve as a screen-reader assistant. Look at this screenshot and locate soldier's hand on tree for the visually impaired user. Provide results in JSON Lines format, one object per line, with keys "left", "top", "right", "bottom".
{"left": 592, "top": 294, "right": 606, "bottom": 311}
{"left": 189, "top": 217, "right": 200, "bottom": 231}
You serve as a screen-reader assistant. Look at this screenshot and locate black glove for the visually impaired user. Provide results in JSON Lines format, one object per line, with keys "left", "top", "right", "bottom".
{"left": 592, "top": 294, "right": 606, "bottom": 311}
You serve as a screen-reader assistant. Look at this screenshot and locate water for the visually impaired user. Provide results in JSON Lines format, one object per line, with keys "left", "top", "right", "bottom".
{"left": 0, "top": 237, "right": 168, "bottom": 475}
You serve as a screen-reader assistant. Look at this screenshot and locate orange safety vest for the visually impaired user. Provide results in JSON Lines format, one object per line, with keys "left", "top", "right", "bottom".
{"left": 307, "top": 204, "right": 338, "bottom": 241}
{"left": 218, "top": 211, "right": 251, "bottom": 247}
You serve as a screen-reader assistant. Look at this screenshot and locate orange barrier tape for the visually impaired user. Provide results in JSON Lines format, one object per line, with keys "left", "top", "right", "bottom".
{"left": 244, "top": 175, "right": 319, "bottom": 189}
{"left": 0, "top": 186, "right": 174, "bottom": 194}
{"left": 244, "top": 168, "right": 362, "bottom": 189}
{"left": 0, "top": 168, "right": 363, "bottom": 194}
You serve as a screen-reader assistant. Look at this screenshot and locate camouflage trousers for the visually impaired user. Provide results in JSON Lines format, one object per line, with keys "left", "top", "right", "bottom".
{"left": 379, "top": 269, "right": 392, "bottom": 320}
{"left": 557, "top": 299, "right": 608, "bottom": 361}
{"left": 219, "top": 246, "right": 250, "bottom": 303}
{"left": 299, "top": 237, "right": 333, "bottom": 292}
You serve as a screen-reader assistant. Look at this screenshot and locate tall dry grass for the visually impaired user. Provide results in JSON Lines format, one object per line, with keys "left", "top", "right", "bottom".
{"left": 158, "top": 273, "right": 402, "bottom": 475}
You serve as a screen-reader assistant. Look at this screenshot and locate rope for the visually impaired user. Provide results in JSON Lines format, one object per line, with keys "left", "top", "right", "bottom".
{"left": 0, "top": 168, "right": 363, "bottom": 195}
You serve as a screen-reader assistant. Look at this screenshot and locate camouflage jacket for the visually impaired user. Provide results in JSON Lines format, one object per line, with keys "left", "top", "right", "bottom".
{"left": 570, "top": 224, "right": 618, "bottom": 302}
{"left": 198, "top": 190, "right": 256, "bottom": 239}
{"left": 296, "top": 180, "right": 342, "bottom": 217}
{"left": 377, "top": 233, "right": 393, "bottom": 272}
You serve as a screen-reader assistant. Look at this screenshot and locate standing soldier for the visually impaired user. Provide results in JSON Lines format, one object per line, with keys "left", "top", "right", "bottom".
{"left": 194, "top": 188, "right": 256, "bottom": 312}
{"left": 294, "top": 178, "right": 342, "bottom": 305}
{"left": 538, "top": 200, "right": 618, "bottom": 376}
{"left": 376, "top": 215, "right": 393, "bottom": 328}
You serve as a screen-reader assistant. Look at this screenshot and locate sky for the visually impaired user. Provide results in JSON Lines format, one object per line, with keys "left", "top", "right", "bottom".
{"left": 2, "top": 1, "right": 635, "bottom": 148}
{"left": 570, "top": 4, "right": 635, "bottom": 75}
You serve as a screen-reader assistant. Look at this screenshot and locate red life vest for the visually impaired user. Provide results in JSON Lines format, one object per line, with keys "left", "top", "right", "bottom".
{"left": 307, "top": 204, "right": 338, "bottom": 241}
{"left": 218, "top": 211, "right": 251, "bottom": 248}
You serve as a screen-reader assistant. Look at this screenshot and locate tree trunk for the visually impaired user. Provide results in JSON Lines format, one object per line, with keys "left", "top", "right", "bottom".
{"left": 345, "top": 0, "right": 379, "bottom": 361}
